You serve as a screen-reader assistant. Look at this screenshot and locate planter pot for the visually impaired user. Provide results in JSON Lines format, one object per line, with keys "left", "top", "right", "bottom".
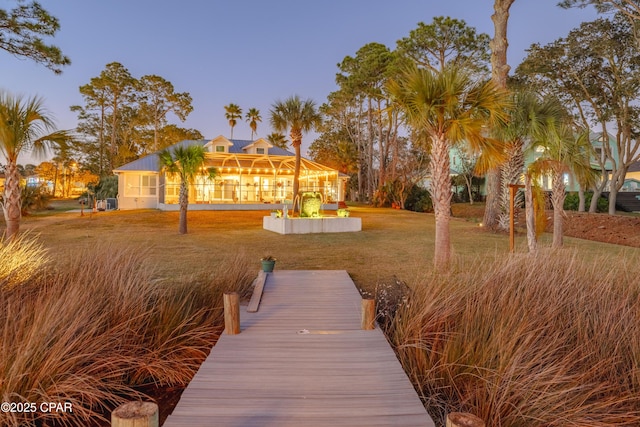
{"left": 261, "top": 260, "right": 276, "bottom": 272}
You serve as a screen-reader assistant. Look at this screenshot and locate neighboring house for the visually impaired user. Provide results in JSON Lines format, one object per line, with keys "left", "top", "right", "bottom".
{"left": 113, "top": 136, "right": 348, "bottom": 210}
{"left": 587, "top": 131, "right": 640, "bottom": 193}
{"left": 447, "top": 131, "right": 639, "bottom": 197}
{"left": 621, "top": 161, "right": 640, "bottom": 191}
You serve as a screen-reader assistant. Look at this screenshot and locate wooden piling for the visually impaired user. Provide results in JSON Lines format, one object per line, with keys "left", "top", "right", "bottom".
{"left": 361, "top": 298, "right": 375, "bottom": 330}
{"left": 446, "top": 412, "right": 485, "bottom": 427}
{"left": 224, "top": 292, "right": 240, "bottom": 335}
{"left": 111, "top": 401, "right": 158, "bottom": 427}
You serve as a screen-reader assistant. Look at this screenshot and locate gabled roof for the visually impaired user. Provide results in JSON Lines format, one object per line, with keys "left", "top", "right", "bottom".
{"left": 113, "top": 139, "right": 202, "bottom": 172}
{"left": 241, "top": 138, "right": 273, "bottom": 151}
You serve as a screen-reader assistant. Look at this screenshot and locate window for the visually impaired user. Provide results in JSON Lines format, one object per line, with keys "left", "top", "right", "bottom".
{"left": 256, "top": 147, "right": 265, "bottom": 154}
{"left": 141, "top": 175, "right": 157, "bottom": 196}
{"left": 215, "top": 145, "right": 225, "bottom": 152}
{"left": 125, "top": 174, "right": 156, "bottom": 196}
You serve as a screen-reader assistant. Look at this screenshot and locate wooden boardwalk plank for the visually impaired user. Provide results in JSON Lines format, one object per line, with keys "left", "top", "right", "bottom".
{"left": 246, "top": 271, "right": 267, "bottom": 313}
{"left": 164, "top": 270, "right": 434, "bottom": 427}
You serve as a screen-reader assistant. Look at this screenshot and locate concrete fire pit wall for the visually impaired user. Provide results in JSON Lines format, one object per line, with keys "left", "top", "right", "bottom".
{"left": 263, "top": 216, "right": 362, "bottom": 234}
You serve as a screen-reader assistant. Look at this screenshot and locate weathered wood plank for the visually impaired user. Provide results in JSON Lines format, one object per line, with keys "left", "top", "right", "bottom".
{"left": 164, "top": 270, "right": 434, "bottom": 427}
{"left": 246, "top": 270, "right": 267, "bottom": 313}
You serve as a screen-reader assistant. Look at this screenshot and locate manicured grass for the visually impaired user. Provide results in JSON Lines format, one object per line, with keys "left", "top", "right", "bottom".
{"left": 18, "top": 203, "right": 640, "bottom": 295}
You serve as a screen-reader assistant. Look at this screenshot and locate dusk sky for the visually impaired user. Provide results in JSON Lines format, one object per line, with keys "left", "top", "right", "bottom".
{"left": 0, "top": 0, "right": 599, "bottom": 164}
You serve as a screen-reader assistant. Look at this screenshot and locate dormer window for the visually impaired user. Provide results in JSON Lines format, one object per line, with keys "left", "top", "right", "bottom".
{"left": 256, "top": 147, "right": 265, "bottom": 155}
{"left": 215, "top": 145, "right": 225, "bottom": 153}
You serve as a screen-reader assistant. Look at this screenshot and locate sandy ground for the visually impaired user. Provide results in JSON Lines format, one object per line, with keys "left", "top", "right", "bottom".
{"left": 551, "top": 211, "right": 640, "bottom": 248}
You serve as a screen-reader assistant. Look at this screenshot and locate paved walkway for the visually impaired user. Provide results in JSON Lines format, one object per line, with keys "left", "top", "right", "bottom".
{"left": 164, "top": 270, "right": 434, "bottom": 427}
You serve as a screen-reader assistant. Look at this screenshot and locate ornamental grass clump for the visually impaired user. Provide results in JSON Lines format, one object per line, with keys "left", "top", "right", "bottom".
{"left": 0, "top": 233, "right": 49, "bottom": 289}
{"left": 388, "top": 249, "right": 640, "bottom": 426}
{"left": 0, "top": 240, "right": 253, "bottom": 426}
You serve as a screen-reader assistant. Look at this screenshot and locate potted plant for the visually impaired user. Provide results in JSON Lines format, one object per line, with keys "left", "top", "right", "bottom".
{"left": 261, "top": 255, "right": 276, "bottom": 272}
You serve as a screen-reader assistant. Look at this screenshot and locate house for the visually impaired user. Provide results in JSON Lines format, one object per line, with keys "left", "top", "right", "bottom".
{"left": 113, "top": 136, "right": 348, "bottom": 210}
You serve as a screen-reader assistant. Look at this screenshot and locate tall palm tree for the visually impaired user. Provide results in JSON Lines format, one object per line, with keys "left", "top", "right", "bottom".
{"left": 224, "top": 103, "right": 242, "bottom": 139}
{"left": 494, "top": 91, "right": 565, "bottom": 231}
{"left": 270, "top": 96, "right": 321, "bottom": 210}
{"left": 158, "top": 144, "right": 215, "bottom": 234}
{"left": 245, "top": 108, "right": 261, "bottom": 140}
{"left": 0, "top": 91, "right": 68, "bottom": 239}
{"left": 389, "top": 64, "right": 510, "bottom": 269}
{"left": 528, "top": 124, "right": 596, "bottom": 248}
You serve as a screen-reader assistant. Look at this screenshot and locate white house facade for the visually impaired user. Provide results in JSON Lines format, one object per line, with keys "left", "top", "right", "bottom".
{"left": 113, "top": 136, "right": 348, "bottom": 210}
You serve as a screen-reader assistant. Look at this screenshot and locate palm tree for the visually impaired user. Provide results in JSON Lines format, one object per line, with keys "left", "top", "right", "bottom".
{"left": 265, "top": 132, "right": 288, "bottom": 150}
{"left": 270, "top": 96, "right": 321, "bottom": 209}
{"left": 245, "top": 108, "right": 261, "bottom": 140}
{"left": 0, "top": 91, "right": 68, "bottom": 239}
{"left": 494, "top": 91, "right": 565, "bottom": 231}
{"left": 224, "top": 103, "right": 242, "bottom": 139}
{"left": 389, "top": 64, "right": 510, "bottom": 269}
{"left": 158, "top": 144, "right": 215, "bottom": 234}
{"left": 528, "top": 124, "right": 595, "bottom": 248}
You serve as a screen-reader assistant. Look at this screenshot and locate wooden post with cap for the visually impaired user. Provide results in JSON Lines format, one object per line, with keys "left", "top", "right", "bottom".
{"left": 224, "top": 292, "right": 240, "bottom": 335}
{"left": 446, "top": 412, "right": 485, "bottom": 427}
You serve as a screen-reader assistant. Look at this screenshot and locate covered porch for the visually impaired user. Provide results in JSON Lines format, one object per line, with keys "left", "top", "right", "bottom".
{"left": 159, "top": 153, "right": 347, "bottom": 209}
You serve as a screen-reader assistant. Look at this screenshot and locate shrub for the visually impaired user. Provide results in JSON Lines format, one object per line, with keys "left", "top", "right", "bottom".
{"left": 19, "top": 185, "right": 51, "bottom": 215}
{"left": 564, "top": 192, "right": 608, "bottom": 212}
{"left": 92, "top": 175, "right": 118, "bottom": 199}
{"left": 387, "top": 251, "right": 640, "bottom": 426}
{"left": 0, "top": 240, "right": 254, "bottom": 426}
{"left": 405, "top": 185, "right": 433, "bottom": 213}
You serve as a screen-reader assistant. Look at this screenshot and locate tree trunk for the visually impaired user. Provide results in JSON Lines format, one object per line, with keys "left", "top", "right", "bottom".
{"left": 178, "top": 181, "right": 188, "bottom": 234}
{"left": 110, "top": 97, "right": 119, "bottom": 172}
{"left": 430, "top": 135, "right": 452, "bottom": 270}
{"left": 524, "top": 174, "right": 537, "bottom": 253}
{"left": 490, "top": 0, "right": 515, "bottom": 88}
{"left": 2, "top": 161, "right": 22, "bottom": 240}
{"left": 100, "top": 103, "right": 105, "bottom": 176}
{"left": 608, "top": 166, "right": 628, "bottom": 215}
{"left": 485, "top": 0, "right": 515, "bottom": 229}
{"left": 498, "top": 139, "right": 524, "bottom": 230}
{"left": 484, "top": 168, "right": 501, "bottom": 228}
{"left": 551, "top": 171, "right": 565, "bottom": 248}
{"left": 291, "top": 128, "right": 303, "bottom": 213}
{"left": 590, "top": 178, "right": 607, "bottom": 213}
{"left": 367, "top": 98, "right": 375, "bottom": 202}
{"left": 578, "top": 186, "right": 586, "bottom": 212}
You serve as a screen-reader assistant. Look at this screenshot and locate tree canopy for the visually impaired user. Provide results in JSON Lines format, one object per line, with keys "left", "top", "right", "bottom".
{"left": 71, "top": 62, "right": 197, "bottom": 175}
{"left": 0, "top": 1, "right": 70, "bottom": 73}
{"left": 517, "top": 13, "right": 640, "bottom": 214}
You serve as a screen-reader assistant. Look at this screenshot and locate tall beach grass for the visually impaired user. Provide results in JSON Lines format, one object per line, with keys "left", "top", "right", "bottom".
{"left": 0, "top": 238, "right": 254, "bottom": 426}
{"left": 388, "top": 250, "right": 640, "bottom": 426}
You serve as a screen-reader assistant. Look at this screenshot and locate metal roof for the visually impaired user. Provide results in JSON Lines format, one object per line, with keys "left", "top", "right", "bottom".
{"left": 113, "top": 139, "right": 295, "bottom": 173}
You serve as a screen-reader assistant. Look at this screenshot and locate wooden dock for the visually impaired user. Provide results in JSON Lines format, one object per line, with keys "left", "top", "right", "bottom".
{"left": 163, "top": 270, "right": 434, "bottom": 427}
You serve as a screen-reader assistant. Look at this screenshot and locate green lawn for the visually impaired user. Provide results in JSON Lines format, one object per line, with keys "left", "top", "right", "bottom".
{"left": 18, "top": 203, "right": 640, "bottom": 294}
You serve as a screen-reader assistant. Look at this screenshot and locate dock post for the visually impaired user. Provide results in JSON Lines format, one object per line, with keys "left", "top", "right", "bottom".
{"left": 111, "top": 401, "right": 158, "bottom": 427}
{"left": 224, "top": 292, "right": 240, "bottom": 334}
{"left": 361, "top": 298, "right": 375, "bottom": 330}
{"left": 446, "top": 412, "right": 485, "bottom": 427}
